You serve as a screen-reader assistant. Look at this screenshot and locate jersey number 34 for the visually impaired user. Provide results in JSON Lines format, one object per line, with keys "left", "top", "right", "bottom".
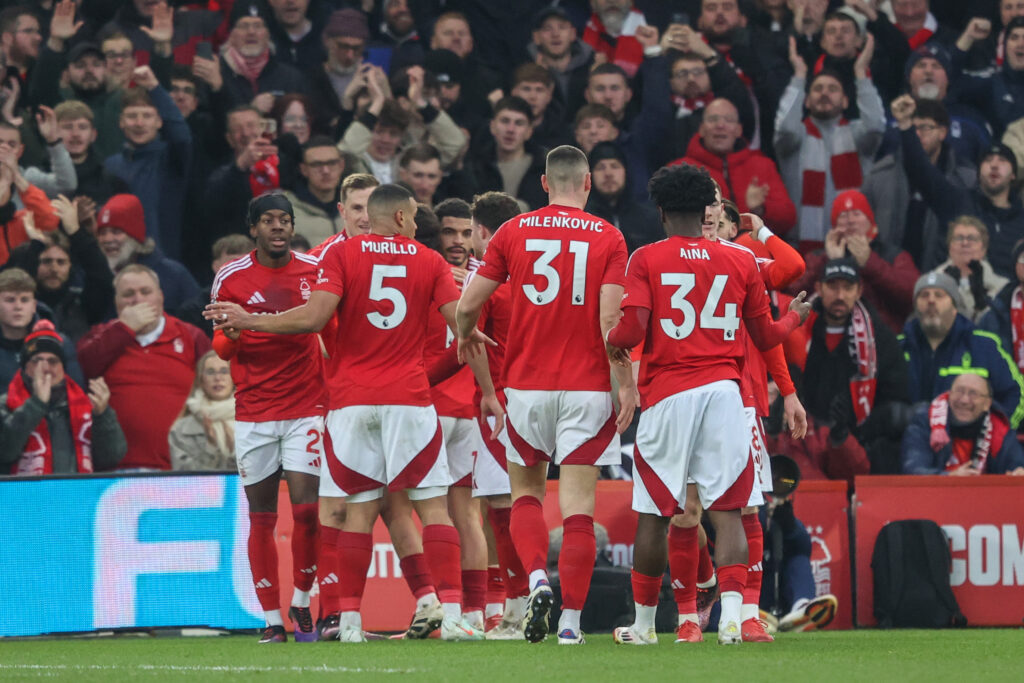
{"left": 660, "top": 273, "right": 740, "bottom": 341}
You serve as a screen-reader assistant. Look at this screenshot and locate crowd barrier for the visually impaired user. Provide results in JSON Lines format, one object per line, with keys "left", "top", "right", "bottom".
{"left": 2, "top": 473, "right": 1020, "bottom": 637}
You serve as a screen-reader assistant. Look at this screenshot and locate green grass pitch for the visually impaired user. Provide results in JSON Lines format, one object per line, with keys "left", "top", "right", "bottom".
{"left": 2, "top": 630, "right": 1023, "bottom": 682}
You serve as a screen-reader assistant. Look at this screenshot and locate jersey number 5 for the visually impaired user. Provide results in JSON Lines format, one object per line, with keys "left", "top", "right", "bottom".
{"left": 367, "top": 264, "right": 407, "bottom": 329}
{"left": 660, "top": 273, "right": 740, "bottom": 341}
{"left": 522, "top": 239, "right": 589, "bottom": 306}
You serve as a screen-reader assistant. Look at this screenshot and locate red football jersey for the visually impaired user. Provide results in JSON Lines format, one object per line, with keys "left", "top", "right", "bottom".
{"left": 308, "top": 231, "right": 347, "bottom": 260}
{"left": 211, "top": 251, "right": 327, "bottom": 421}
{"left": 474, "top": 204, "right": 628, "bottom": 392}
{"left": 425, "top": 267, "right": 475, "bottom": 419}
{"left": 624, "top": 235, "right": 771, "bottom": 409}
{"left": 314, "top": 233, "right": 461, "bottom": 408}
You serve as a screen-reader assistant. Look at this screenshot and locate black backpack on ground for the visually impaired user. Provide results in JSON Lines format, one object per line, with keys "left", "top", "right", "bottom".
{"left": 871, "top": 519, "right": 967, "bottom": 628}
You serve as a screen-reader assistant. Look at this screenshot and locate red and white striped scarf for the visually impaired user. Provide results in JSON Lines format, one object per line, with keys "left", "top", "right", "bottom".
{"left": 672, "top": 91, "right": 715, "bottom": 118}
{"left": 847, "top": 300, "right": 877, "bottom": 425}
{"left": 905, "top": 13, "right": 939, "bottom": 51}
{"left": 799, "top": 117, "right": 862, "bottom": 242}
{"left": 1010, "top": 285, "right": 1024, "bottom": 371}
{"left": 928, "top": 391, "right": 993, "bottom": 471}
{"left": 582, "top": 10, "right": 647, "bottom": 78}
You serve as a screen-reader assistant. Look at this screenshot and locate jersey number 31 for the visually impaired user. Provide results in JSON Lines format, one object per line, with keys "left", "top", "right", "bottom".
{"left": 660, "top": 273, "right": 740, "bottom": 341}
{"left": 523, "top": 239, "right": 589, "bottom": 306}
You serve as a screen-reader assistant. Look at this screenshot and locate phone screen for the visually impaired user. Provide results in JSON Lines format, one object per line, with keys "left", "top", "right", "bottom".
{"left": 196, "top": 42, "right": 213, "bottom": 60}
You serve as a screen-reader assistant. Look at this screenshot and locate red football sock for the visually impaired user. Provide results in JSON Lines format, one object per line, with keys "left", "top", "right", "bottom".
{"left": 742, "top": 512, "right": 764, "bottom": 605}
{"left": 486, "top": 565, "right": 505, "bottom": 605}
{"left": 558, "top": 514, "right": 596, "bottom": 611}
{"left": 631, "top": 569, "right": 663, "bottom": 607}
{"left": 462, "top": 569, "right": 487, "bottom": 613}
{"left": 697, "top": 541, "right": 715, "bottom": 585}
{"left": 423, "top": 524, "right": 463, "bottom": 605}
{"left": 509, "top": 496, "right": 548, "bottom": 575}
{"left": 667, "top": 524, "right": 698, "bottom": 614}
{"left": 290, "top": 503, "right": 318, "bottom": 593}
{"left": 488, "top": 506, "right": 528, "bottom": 598}
{"left": 248, "top": 512, "right": 280, "bottom": 612}
{"left": 317, "top": 525, "right": 340, "bottom": 617}
{"left": 718, "top": 563, "right": 747, "bottom": 596}
{"left": 399, "top": 552, "right": 436, "bottom": 600}
{"left": 336, "top": 531, "right": 373, "bottom": 612}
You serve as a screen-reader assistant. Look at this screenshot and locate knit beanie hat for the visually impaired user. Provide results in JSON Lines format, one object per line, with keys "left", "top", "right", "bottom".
{"left": 21, "top": 320, "right": 65, "bottom": 369}
{"left": 914, "top": 271, "right": 964, "bottom": 311}
{"left": 323, "top": 8, "right": 370, "bottom": 40}
{"left": 230, "top": 0, "right": 272, "bottom": 30}
{"left": 97, "top": 194, "right": 146, "bottom": 243}
{"left": 830, "top": 190, "right": 876, "bottom": 228}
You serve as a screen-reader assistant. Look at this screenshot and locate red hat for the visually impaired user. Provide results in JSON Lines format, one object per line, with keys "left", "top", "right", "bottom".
{"left": 97, "top": 194, "right": 146, "bottom": 244}
{"left": 830, "top": 190, "right": 876, "bottom": 229}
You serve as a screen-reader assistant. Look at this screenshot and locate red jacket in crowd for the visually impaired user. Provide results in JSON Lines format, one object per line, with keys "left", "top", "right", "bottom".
{"left": 673, "top": 135, "right": 796, "bottom": 234}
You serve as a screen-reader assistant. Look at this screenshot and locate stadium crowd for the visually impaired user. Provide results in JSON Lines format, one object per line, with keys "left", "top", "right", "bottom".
{"left": 3, "top": 0, "right": 1024, "bottom": 645}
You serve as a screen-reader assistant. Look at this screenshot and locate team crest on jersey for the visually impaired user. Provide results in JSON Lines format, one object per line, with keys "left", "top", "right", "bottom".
{"left": 299, "top": 278, "right": 311, "bottom": 300}
{"left": 173, "top": 337, "right": 184, "bottom": 354}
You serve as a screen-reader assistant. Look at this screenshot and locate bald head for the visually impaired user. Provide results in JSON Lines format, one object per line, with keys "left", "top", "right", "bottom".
{"left": 699, "top": 98, "right": 742, "bottom": 156}
{"left": 543, "top": 145, "right": 591, "bottom": 197}
{"left": 367, "top": 183, "right": 418, "bottom": 237}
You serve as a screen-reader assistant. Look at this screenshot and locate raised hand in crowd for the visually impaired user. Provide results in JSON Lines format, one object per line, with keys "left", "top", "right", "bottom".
{"left": 236, "top": 136, "right": 277, "bottom": 172}
{"left": 956, "top": 17, "right": 992, "bottom": 52}
{"left": 74, "top": 195, "right": 96, "bottom": 234}
{"left": 88, "top": 378, "right": 111, "bottom": 415}
{"left": 139, "top": 2, "right": 174, "bottom": 46}
{"left": 846, "top": 233, "right": 872, "bottom": 266}
{"left": 634, "top": 24, "right": 659, "bottom": 50}
{"left": 853, "top": 32, "right": 874, "bottom": 80}
{"left": 252, "top": 92, "right": 276, "bottom": 115}
{"left": 342, "top": 63, "right": 372, "bottom": 111}
{"left": 891, "top": 93, "right": 916, "bottom": 129}
{"left": 825, "top": 228, "right": 847, "bottom": 259}
{"left": 51, "top": 194, "right": 79, "bottom": 234}
{"left": 35, "top": 105, "right": 60, "bottom": 145}
{"left": 788, "top": 35, "right": 807, "bottom": 79}
{"left": 745, "top": 176, "right": 770, "bottom": 216}
{"left": 132, "top": 65, "right": 159, "bottom": 90}
{"left": 0, "top": 147, "right": 27, "bottom": 191}
{"left": 406, "top": 65, "right": 428, "bottom": 108}
{"left": 843, "top": 0, "right": 878, "bottom": 22}
{"left": 1, "top": 76, "right": 21, "bottom": 126}
{"left": 663, "top": 25, "right": 715, "bottom": 61}
{"left": 21, "top": 210, "right": 44, "bottom": 243}
{"left": 193, "top": 53, "right": 223, "bottom": 92}
{"left": 47, "top": 0, "right": 83, "bottom": 52}
{"left": 31, "top": 362, "right": 54, "bottom": 404}
{"left": 365, "top": 64, "right": 389, "bottom": 115}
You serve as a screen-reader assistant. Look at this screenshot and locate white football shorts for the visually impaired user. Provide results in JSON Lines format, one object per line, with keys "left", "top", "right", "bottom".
{"left": 503, "top": 389, "right": 621, "bottom": 468}
{"left": 235, "top": 415, "right": 324, "bottom": 487}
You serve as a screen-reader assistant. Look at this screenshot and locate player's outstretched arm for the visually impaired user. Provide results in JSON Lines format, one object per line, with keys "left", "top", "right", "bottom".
{"left": 455, "top": 273, "right": 500, "bottom": 340}
{"left": 745, "top": 291, "right": 811, "bottom": 351}
{"left": 204, "top": 290, "right": 340, "bottom": 334}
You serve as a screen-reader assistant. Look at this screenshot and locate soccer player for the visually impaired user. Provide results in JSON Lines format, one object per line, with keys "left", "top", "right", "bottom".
{"left": 210, "top": 193, "right": 325, "bottom": 643}
{"left": 470, "top": 192, "right": 531, "bottom": 639}
{"left": 456, "top": 146, "right": 637, "bottom": 645}
{"left": 605, "top": 164, "right": 811, "bottom": 646}
{"left": 425, "top": 198, "right": 490, "bottom": 631}
{"left": 206, "top": 184, "right": 503, "bottom": 643}
{"left": 667, "top": 193, "right": 810, "bottom": 643}
{"left": 310, "top": 174, "right": 449, "bottom": 642}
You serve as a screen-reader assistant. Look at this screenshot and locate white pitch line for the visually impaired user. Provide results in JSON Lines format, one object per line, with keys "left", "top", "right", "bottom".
{"left": 0, "top": 663, "right": 415, "bottom": 674}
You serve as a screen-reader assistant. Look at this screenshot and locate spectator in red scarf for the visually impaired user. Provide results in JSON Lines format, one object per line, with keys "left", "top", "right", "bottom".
{"left": 667, "top": 47, "right": 755, "bottom": 159}
{"left": 582, "top": 0, "right": 649, "bottom": 78}
{"left": 901, "top": 372, "right": 1024, "bottom": 475}
{"left": 199, "top": 0, "right": 310, "bottom": 115}
{"left": 788, "top": 258, "right": 911, "bottom": 477}
{"left": 0, "top": 320, "right": 125, "bottom": 475}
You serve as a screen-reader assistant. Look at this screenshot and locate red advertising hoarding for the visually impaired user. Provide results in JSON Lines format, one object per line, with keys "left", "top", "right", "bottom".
{"left": 792, "top": 480, "right": 852, "bottom": 630}
{"left": 854, "top": 476, "right": 1024, "bottom": 627}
